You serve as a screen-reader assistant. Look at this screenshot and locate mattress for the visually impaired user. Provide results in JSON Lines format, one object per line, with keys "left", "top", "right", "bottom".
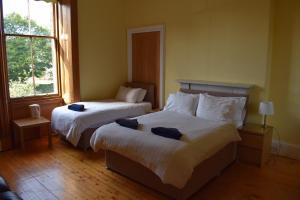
{"left": 90, "top": 111, "right": 241, "bottom": 189}
{"left": 51, "top": 99, "right": 151, "bottom": 146}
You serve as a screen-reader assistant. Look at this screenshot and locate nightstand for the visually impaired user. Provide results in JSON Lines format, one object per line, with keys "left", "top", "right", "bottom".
{"left": 238, "top": 123, "right": 273, "bottom": 167}
{"left": 13, "top": 117, "right": 52, "bottom": 150}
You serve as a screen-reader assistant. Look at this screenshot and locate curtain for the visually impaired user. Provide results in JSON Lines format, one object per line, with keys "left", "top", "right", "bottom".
{"left": 35, "top": 0, "right": 79, "bottom": 104}
{"left": 0, "top": 71, "right": 11, "bottom": 151}
{"left": 0, "top": 28, "right": 11, "bottom": 151}
{"left": 58, "top": 0, "right": 80, "bottom": 104}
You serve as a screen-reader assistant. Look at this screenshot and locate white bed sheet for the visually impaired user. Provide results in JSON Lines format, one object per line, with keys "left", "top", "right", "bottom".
{"left": 51, "top": 99, "right": 151, "bottom": 146}
{"left": 90, "top": 111, "right": 241, "bottom": 189}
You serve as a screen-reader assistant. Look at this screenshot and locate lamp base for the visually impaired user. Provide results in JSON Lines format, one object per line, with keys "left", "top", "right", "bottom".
{"left": 262, "top": 115, "right": 267, "bottom": 129}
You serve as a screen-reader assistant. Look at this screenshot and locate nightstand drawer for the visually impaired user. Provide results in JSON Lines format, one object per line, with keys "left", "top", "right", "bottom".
{"left": 239, "top": 133, "right": 263, "bottom": 149}
{"left": 238, "top": 146, "right": 262, "bottom": 166}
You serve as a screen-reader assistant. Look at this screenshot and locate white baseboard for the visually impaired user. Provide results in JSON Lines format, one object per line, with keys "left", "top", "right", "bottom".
{"left": 272, "top": 140, "right": 300, "bottom": 160}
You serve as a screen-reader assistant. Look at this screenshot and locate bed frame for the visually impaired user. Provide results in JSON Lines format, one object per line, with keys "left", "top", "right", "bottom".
{"left": 104, "top": 80, "right": 253, "bottom": 200}
{"left": 106, "top": 143, "right": 236, "bottom": 200}
{"left": 58, "top": 82, "right": 155, "bottom": 150}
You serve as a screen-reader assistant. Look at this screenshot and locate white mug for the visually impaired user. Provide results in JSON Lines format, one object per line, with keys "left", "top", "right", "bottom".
{"left": 29, "top": 104, "right": 41, "bottom": 119}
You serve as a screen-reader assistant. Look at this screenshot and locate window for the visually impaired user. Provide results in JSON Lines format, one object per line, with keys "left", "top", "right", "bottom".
{"left": 2, "top": 0, "right": 58, "bottom": 98}
{"left": 0, "top": 0, "right": 79, "bottom": 150}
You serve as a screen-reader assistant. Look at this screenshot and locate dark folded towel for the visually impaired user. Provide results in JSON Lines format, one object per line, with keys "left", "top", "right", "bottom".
{"left": 0, "top": 177, "right": 9, "bottom": 192}
{"left": 0, "top": 191, "right": 22, "bottom": 200}
{"left": 151, "top": 127, "right": 182, "bottom": 140}
{"left": 68, "top": 104, "right": 85, "bottom": 112}
{"left": 116, "top": 118, "right": 139, "bottom": 129}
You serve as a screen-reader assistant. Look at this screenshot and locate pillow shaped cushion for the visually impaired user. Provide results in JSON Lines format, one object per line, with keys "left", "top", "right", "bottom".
{"left": 125, "top": 88, "right": 143, "bottom": 103}
{"left": 206, "top": 94, "right": 247, "bottom": 127}
{"left": 164, "top": 92, "right": 198, "bottom": 116}
{"left": 196, "top": 94, "right": 247, "bottom": 127}
{"left": 230, "top": 97, "right": 247, "bottom": 127}
{"left": 177, "top": 92, "right": 199, "bottom": 113}
{"left": 137, "top": 88, "right": 147, "bottom": 102}
{"left": 116, "top": 86, "right": 143, "bottom": 103}
{"left": 163, "top": 93, "right": 176, "bottom": 111}
{"left": 115, "top": 86, "right": 130, "bottom": 101}
{"left": 196, "top": 93, "right": 234, "bottom": 121}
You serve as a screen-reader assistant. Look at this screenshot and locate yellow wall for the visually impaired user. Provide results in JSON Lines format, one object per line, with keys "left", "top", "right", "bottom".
{"left": 269, "top": 0, "right": 300, "bottom": 145}
{"left": 78, "top": 0, "right": 127, "bottom": 100}
{"left": 77, "top": 0, "right": 299, "bottom": 146}
{"left": 125, "top": 0, "right": 272, "bottom": 122}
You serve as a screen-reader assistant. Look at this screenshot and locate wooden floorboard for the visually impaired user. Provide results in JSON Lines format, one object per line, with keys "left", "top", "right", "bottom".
{"left": 0, "top": 136, "right": 299, "bottom": 200}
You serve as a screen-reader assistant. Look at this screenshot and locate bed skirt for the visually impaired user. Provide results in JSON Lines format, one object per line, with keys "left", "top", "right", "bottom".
{"left": 105, "top": 142, "right": 237, "bottom": 200}
{"left": 59, "top": 128, "right": 96, "bottom": 150}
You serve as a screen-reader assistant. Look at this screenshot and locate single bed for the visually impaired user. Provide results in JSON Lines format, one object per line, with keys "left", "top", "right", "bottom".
{"left": 51, "top": 82, "right": 155, "bottom": 149}
{"left": 90, "top": 81, "right": 252, "bottom": 200}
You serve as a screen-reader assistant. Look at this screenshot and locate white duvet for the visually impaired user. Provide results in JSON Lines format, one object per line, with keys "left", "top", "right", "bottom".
{"left": 90, "top": 111, "right": 241, "bottom": 189}
{"left": 51, "top": 100, "right": 151, "bottom": 146}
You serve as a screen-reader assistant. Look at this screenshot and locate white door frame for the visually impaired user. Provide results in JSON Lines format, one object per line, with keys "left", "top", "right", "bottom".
{"left": 127, "top": 25, "right": 165, "bottom": 108}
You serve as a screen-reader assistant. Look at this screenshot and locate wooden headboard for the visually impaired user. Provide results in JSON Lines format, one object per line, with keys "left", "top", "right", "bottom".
{"left": 177, "top": 80, "right": 253, "bottom": 125}
{"left": 125, "top": 82, "right": 155, "bottom": 108}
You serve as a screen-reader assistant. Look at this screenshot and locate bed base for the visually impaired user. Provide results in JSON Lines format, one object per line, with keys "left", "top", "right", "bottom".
{"left": 58, "top": 128, "right": 96, "bottom": 150}
{"left": 105, "top": 143, "right": 237, "bottom": 200}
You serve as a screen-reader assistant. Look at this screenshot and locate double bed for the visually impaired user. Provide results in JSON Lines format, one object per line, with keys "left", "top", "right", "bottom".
{"left": 51, "top": 82, "right": 155, "bottom": 149}
{"left": 90, "top": 81, "right": 252, "bottom": 200}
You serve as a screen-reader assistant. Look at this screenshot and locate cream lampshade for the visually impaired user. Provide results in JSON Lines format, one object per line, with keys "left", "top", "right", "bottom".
{"left": 259, "top": 101, "right": 274, "bottom": 128}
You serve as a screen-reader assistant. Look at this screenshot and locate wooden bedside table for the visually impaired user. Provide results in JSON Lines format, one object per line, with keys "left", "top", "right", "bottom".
{"left": 238, "top": 123, "right": 273, "bottom": 167}
{"left": 13, "top": 117, "right": 52, "bottom": 150}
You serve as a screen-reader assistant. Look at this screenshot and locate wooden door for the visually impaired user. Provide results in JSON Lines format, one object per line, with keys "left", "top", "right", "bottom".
{"left": 132, "top": 31, "right": 160, "bottom": 108}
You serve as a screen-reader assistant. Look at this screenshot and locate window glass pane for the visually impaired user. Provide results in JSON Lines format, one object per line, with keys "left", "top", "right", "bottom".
{"left": 3, "top": 0, "right": 54, "bottom": 36}
{"left": 32, "top": 38, "right": 57, "bottom": 95}
{"left": 29, "top": 0, "right": 54, "bottom": 36}
{"left": 4, "top": 0, "right": 58, "bottom": 99}
{"left": 6, "top": 36, "right": 34, "bottom": 98}
{"left": 7, "top": 36, "right": 58, "bottom": 98}
{"left": 3, "top": 0, "right": 30, "bottom": 35}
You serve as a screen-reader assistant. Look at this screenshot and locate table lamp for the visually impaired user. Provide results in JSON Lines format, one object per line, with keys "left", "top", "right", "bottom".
{"left": 259, "top": 101, "right": 274, "bottom": 128}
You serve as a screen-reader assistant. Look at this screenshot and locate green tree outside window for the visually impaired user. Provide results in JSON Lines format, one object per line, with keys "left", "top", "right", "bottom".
{"left": 4, "top": 13, "right": 56, "bottom": 97}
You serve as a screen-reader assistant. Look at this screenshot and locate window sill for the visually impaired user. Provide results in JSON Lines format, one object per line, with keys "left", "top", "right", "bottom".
{"left": 10, "top": 94, "right": 63, "bottom": 104}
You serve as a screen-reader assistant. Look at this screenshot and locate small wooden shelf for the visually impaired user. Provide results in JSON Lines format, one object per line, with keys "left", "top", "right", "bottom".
{"left": 13, "top": 117, "right": 52, "bottom": 150}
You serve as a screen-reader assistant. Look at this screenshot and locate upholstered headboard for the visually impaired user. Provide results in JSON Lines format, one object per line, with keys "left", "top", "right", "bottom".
{"left": 125, "top": 82, "right": 155, "bottom": 108}
{"left": 177, "top": 80, "right": 253, "bottom": 125}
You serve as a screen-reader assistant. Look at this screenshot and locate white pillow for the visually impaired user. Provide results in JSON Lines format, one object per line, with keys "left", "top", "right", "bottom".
{"left": 226, "top": 96, "right": 247, "bottom": 127}
{"left": 116, "top": 86, "right": 143, "bottom": 103}
{"left": 196, "top": 94, "right": 234, "bottom": 121}
{"left": 164, "top": 92, "right": 198, "bottom": 116}
{"left": 137, "top": 88, "right": 147, "bottom": 102}
{"left": 196, "top": 94, "right": 246, "bottom": 127}
{"left": 125, "top": 88, "right": 142, "bottom": 103}
{"left": 208, "top": 95, "right": 247, "bottom": 127}
{"left": 177, "top": 92, "right": 199, "bottom": 113}
{"left": 164, "top": 93, "right": 176, "bottom": 110}
{"left": 115, "top": 86, "right": 130, "bottom": 101}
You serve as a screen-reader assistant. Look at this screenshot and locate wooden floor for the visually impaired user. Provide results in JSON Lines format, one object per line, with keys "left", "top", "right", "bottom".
{"left": 0, "top": 136, "right": 299, "bottom": 200}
